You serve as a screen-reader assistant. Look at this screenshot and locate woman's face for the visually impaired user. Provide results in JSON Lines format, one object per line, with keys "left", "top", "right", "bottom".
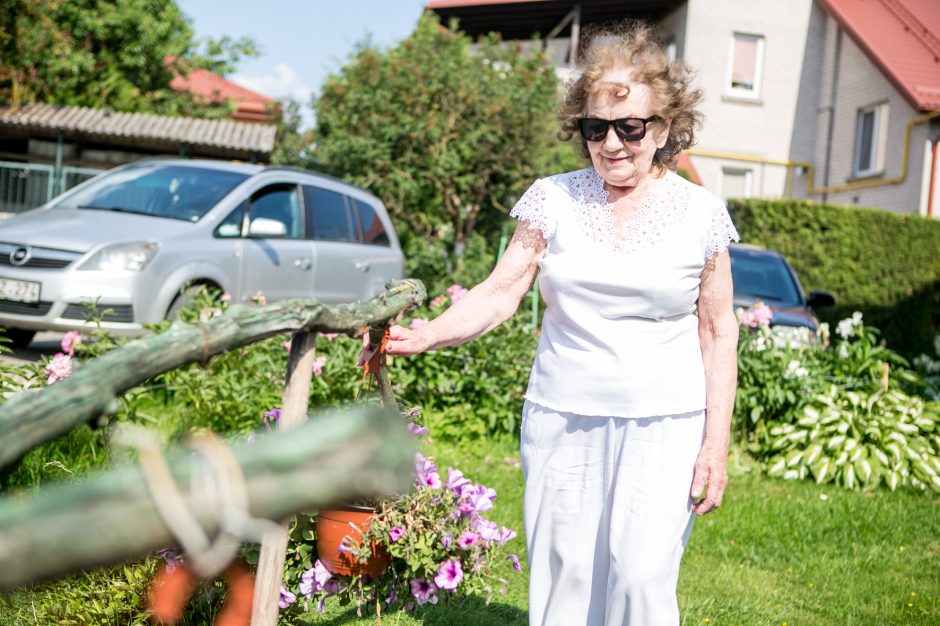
{"left": 585, "top": 70, "right": 670, "bottom": 191}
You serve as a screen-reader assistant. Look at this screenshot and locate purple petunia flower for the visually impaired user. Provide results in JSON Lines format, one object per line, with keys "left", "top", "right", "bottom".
{"left": 414, "top": 453, "right": 442, "bottom": 490}
{"left": 389, "top": 525, "right": 405, "bottom": 542}
{"left": 457, "top": 530, "right": 480, "bottom": 549}
{"left": 507, "top": 553, "right": 522, "bottom": 572}
{"left": 441, "top": 531, "right": 453, "bottom": 548}
{"left": 473, "top": 518, "right": 500, "bottom": 542}
{"left": 463, "top": 484, "right": 496, "bottom": 514}
{"left": 496, "top": 526, "right": 517, "bottom": 546}
{"left": 407, "top": 422, "right": 430, "bottom": 437}
{"left": 434, "top": 558, "right": 464, "bottom": 590}
{"left": 410, "top": 578, "right": 438, "bottom": 605}
{"left": 278, "top": 585, "right": 296, "bottom": 609}
{"left": 386, "top": 588, "right": 398, "bottom": 605}
{"left": 446, "top": 468, "right": 472, "bottom": 497}
{"left": 263, "top": 408, "right": 281, "bottom": 428}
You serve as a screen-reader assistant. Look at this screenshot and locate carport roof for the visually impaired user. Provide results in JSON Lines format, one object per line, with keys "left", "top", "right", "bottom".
{"left": 0, "top": 103, "right": 277, "bottom": 159}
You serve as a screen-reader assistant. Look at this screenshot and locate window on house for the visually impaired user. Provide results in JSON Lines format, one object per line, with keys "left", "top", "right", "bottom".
{"left": 722, "top": 168, "right": 752, "bottom": 200}
{"left": 726, "top": 33, "right": 764, "bottom": 97}
{"left": 854, "top": 103, "right": 888, "bottom": 176}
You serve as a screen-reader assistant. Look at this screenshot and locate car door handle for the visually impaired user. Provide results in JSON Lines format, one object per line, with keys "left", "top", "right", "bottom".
{"left": 354, "top": 259, "right": 370, "bottom": 272}
{"left": 294, "top": 257, "right": 312, "bottom": 270}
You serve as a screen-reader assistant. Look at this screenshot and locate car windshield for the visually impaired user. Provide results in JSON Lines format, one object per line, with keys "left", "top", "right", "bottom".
{"left": 58, "top": 163, "right": 249, "bottom": 222}
{"left": 729, "top": 249, "right": 803, "bottom": 307}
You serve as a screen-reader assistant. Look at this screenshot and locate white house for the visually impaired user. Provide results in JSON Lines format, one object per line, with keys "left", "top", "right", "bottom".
{"left": 428, "top": 0, "right": 940, "bottom": 217}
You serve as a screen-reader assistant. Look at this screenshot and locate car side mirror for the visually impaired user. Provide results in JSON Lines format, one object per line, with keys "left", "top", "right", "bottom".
{"left": 248, "top": 217, "right": 287, "bottom": 238}
{"left": 807, "top": 290, "right": 835, "bottom": 307}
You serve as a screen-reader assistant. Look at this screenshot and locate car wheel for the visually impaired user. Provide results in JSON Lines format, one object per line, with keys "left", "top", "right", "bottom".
{"left": 166, "top": 284, "right": 221, "bottom": 321}
{"left": 2, "top": 328, "right": 36, "bottom": 349}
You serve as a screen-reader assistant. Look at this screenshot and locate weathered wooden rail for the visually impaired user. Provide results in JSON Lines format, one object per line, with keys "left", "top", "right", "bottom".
{"left": 0, "top": 405, "right": 414, "bottom": 591}
{"left": 0, "top": 279, "right": 425, "bottom": 469}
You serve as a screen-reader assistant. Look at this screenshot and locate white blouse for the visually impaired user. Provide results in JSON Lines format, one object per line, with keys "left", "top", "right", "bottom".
{"left": 510, "top": 167, "right": 739, "bottom": 418}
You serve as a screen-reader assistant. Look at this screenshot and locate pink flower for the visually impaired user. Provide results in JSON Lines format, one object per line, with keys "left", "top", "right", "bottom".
{"left": 430, "top": 295, "right": 447, "bottom": 308}
{"left": 409, "top": 317, "right": 428, "bottom": 330}
{"left": 410, "top": 579, "right": 438, "bottom": 605}
{"left": 278, "top": 585, "right": 296, "bottom": 609}
{"left": 457, "top": 531, "right": 480, "bottom": 549}
{"left": 473, "top": 518, "right": 500, "bottom": 542}
{"left": 220, "top": 292, "right": 231, "bottom": 302}
{"left": 434, "top": 558, "right": 464, "bottom": 590}
{"left": 414, "top": 453, "right": 442, "bottom": 490}
{"left": 446, "top": 284, "right": 469, "bottom": 303}
{"left": 60, "top": 331, "right": 81, "bottom": 356}
{"left": 251, "top": 290, "right": 267, "bottom": 305}
{"left": 283, "top": 340, "right": 292, "bottom": 351}
{"left": 318, "top": 332, "right": 338, "bottom": 341}
{"left": 312, "top": 355, "right": 327, "bottom": 377}
{"left": 44, "top": 353, "right": 72, "bottom": 384}
{"left": 740, "top": 301, "right": 773, "bottom": 328}
{"left": 388, "top": 526, "right": 405, "bottom": 542}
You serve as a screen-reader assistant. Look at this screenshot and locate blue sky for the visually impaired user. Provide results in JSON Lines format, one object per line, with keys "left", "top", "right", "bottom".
{"left": 177, "top": 1, "right": 428, "bottom": 123}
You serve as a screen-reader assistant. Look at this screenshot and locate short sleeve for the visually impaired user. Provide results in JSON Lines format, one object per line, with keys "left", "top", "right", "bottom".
{"left": 509, "top": 179, "right": 557, "bottom": 241}
{"left": 706, "top": 201, "right": 739, "bottom": 258}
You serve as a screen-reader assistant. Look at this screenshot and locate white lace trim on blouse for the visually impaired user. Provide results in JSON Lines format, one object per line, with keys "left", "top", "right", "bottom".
{"left": 510, "top": 168, "right": 738, "bottom": 257}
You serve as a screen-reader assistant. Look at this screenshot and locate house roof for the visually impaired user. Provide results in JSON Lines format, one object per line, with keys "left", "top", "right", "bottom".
{"left": 0, "top": 103, "right": 277, "bottom": 159}
{"left": 426, "top": 0, "right": 684, "bottom": 40}
{"left": 167, "top": 60, "right": 276, "bottom": 122}
{"left": 820, "top": 0, "right": 940, "bottom": 112}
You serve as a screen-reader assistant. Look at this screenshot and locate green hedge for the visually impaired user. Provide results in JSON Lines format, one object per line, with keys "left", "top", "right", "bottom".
{"left": 727, "top": 198, "right": 940, "bottom": 359}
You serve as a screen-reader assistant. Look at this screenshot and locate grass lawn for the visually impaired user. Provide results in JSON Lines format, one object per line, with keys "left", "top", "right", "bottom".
{"left": 296, "top": 438, "right": 939, "bottom": 626}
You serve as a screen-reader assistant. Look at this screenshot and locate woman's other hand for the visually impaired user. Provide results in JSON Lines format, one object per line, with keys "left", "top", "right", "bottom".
{"left": 690, "top": 440, "right": 728, "bottom": 516}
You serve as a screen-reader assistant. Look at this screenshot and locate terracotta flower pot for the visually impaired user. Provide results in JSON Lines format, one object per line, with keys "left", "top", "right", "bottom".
{"left": 315, "top": 505, "right": 391, "bottom": 578}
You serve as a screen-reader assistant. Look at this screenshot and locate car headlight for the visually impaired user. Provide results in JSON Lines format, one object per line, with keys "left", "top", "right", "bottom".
{"left": 78, "top": 242, "right": 159, "bottom": 272}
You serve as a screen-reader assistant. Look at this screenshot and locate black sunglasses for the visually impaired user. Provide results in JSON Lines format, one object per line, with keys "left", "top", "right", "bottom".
{"left": 577, "top": 115, "right": 661, "bottom": 142}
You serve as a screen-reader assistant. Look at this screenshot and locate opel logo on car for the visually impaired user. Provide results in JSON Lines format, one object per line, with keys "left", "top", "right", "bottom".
{"left": 10, "top": 247, "right": 31, "bottom": 266}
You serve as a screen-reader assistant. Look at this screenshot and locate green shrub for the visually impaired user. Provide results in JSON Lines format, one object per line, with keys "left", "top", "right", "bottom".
{"left": 727, "top": 198, "right": 940, "bottom": 359}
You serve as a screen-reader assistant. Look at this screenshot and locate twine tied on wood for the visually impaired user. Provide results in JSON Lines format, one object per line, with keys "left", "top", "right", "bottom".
{"left": 112, "top": 425, "right": 281, "bottom": 624}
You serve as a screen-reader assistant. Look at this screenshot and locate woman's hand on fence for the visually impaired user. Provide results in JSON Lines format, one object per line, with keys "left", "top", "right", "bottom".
{"left": 357, "top": 325, "right": 431, "bottom": 366}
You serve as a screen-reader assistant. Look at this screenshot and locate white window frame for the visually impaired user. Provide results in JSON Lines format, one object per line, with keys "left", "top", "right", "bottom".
{"left": 721, "top": 167, "right": 753, "bottom": 200}
{"left": 853, "top": 103, "right": 888, "bottom": 177}
{"left": 725, "top": 33, "right": 765, "bottom": 100}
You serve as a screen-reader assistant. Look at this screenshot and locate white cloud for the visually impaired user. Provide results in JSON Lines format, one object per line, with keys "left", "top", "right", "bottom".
{"left": 231, "top": 63, "right": 313, "bottom": 104}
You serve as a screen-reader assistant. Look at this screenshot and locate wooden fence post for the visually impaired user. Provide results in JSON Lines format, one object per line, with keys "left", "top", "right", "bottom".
{"left": 251, "top": 330, "right": 319, "bottom": 625}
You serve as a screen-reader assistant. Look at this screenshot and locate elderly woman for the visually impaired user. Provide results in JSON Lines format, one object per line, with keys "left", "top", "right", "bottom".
{"left": 373, "top": 21, "right": 739, "bottom": 626}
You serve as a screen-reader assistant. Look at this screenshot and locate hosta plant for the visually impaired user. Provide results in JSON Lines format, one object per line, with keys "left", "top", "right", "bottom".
{"left": 765, "top": 385, "right": 940, "bottom": 492}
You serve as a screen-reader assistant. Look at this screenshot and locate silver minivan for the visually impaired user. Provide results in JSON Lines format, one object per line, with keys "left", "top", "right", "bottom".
{"left": 0, "top": 159, "right": 404, "bottom": 347}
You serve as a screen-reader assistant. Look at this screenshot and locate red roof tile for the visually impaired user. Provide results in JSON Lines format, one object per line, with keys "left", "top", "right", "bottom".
{"left": 820, "top": 0, "right": 940, "bottom": 111}
{"left": 676, "top": 152, "right": 702, "bottom": 185}
{"left": 166, "top": 57, "right": 276, "bottom": 121}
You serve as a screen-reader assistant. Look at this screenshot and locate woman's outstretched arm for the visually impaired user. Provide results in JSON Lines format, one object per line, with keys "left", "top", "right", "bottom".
{"left": 361, "top": 220, "right": 546, "bottom": 360}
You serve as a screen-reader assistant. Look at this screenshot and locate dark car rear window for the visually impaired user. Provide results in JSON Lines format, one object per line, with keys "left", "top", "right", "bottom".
{"left": 60, "top": 163, "right": 249, "bottom": 222}
{"left": 729, "top": 249, "right": 802, "bottom": 306}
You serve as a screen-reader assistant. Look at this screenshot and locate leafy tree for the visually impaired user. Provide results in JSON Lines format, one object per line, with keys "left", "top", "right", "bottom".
{"left": 314, "top": 13, "right": 581, "bottom": 260}
{"left": 0, "top": 0, "right": 258, "bottom": 117}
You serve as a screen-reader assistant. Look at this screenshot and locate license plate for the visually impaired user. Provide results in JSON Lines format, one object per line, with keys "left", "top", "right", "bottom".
{"left": 0, "top": 277, "right": 41, "bottom": 303}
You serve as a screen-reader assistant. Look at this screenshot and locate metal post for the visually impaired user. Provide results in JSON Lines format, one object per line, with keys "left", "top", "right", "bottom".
{"left": 53, "top": 130, "right": 64, "bottom": 197}
{"left": 570, "top": 4, "right": 582, "bottom": 66}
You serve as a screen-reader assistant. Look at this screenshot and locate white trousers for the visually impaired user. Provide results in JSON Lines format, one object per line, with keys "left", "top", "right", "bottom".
{"left": 520, "top": 401, "right": 705, "bottom": 626}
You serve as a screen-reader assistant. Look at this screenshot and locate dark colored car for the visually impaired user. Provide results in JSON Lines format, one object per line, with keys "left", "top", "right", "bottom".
{"left": 728, "top": 243, "right": 835, "bottom": 341}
